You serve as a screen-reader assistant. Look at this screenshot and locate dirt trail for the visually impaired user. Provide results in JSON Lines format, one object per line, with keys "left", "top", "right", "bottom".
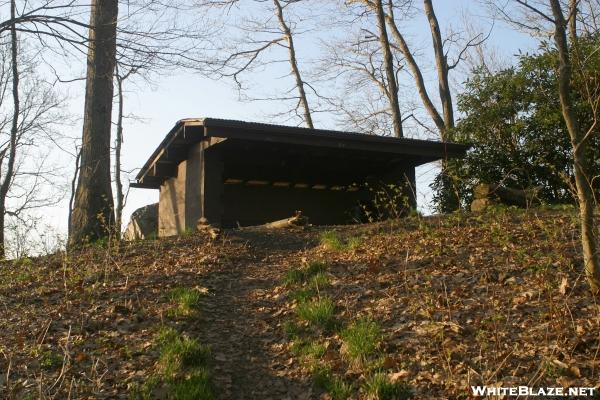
{"left": 196, "top": 229, "right": 318, "bottom": 399}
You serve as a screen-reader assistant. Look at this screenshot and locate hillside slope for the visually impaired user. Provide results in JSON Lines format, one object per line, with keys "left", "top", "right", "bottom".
{"left": 0, "top": 208, "right": 599, "bottom": 399}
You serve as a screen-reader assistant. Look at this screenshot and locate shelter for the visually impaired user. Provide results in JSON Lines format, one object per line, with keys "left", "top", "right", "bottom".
{"left": 131, "top": 118, "right": 467, "bottom": 236}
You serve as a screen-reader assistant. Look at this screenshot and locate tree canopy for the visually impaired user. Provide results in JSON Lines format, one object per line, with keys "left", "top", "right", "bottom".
{"left": 433, "top": 34, "right": 600, "bottom": 211}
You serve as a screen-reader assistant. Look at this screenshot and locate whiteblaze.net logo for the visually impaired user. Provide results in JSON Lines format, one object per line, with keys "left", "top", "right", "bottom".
{"left": 471, "top": 386, "right": 597, "bottom": 397}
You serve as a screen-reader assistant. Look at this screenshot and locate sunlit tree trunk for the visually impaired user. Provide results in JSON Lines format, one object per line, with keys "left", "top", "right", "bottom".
{"left": 115, "top": 70, "right": 124, "bottom": 235}
{"left": 423, "top": 0, "right": 454, "bottom": 137}
{"left": 374, "top": 0, "right": 403, "bottom": 138}
{"left": 549, "top": 0, "right": 600, "bottom": 294}
{"left": 69, "top": 0, "right": 118, "bottom": 246}
{"left": 273, "top": 0, "right": 314, "bottom": 129}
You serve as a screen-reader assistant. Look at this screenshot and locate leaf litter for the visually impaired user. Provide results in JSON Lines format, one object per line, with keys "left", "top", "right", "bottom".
{"left": 0, "top": 209, "right": 598, "bottom": 399}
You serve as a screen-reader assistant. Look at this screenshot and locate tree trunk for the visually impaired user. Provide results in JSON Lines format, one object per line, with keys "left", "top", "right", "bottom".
{"left": 115, "top": 72, "right": 124, "bottom": 235}
{"left": 69, "top": 0, "right": 118, "bottom": 246}
{"left": 68, "top": 147, "right": 82, "bottom": 240}
{"left": 0, "top": 0, "right": 20, "bottom": 259}
{"left": 385, "top": 1, "right": 445, "bottom": 136}
{"left": 374, "top": 0, "right": 403, "bottom": 138}
{"left": 423, "top": 0, "right": 453, "bottom": 138}
{"left": 273, "top": 0, "right": 314, "bottom": 129}
{"left": 550, "top": 0, "right": 600, "bottom": 294}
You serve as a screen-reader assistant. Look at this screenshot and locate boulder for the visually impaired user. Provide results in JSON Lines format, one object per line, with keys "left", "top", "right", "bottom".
{"left": 471, "top": 183, "right": 541, "bottom": 212}
{"left": 123, "top": 203, "right": 158, "bottom": 241}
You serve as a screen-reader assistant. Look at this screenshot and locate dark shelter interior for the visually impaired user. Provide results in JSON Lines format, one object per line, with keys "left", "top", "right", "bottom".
{"left": 132, "top": 118, "right": 467, "bottom": 236}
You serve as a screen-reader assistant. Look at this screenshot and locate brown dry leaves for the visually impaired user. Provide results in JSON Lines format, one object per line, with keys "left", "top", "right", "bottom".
{"left": 0, "top": 209, "right": 599, "bottom": 399}
{"left": 287, "top": 210, "right": 600, "bottom": 398}
{"left": 0, "top": 234, "right": 233, "bottom": 399}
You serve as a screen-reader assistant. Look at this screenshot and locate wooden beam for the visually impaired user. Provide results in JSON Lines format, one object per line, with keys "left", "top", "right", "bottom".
{"left": 246, "top": 180, "right": 269, "bottom": 186}
{"left": 151, "top": 161, "right": 178, "bottom": 178}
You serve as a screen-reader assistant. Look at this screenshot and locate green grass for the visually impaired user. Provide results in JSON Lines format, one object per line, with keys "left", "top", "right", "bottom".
{"left": 289, "top": 287, "right": 315, "bottom": 303}
{"left": 308, "top": 272, "right": 330, "bottom": 291}
{"left": 13, "top": 256, "right": 33, "bottom": 268}
{"left": 296, "top": 297, "right": 335, "bottom": 329}
{"left": 30, "top": 345, "right": 62, "bottom": 370}
{"left": 283, "top": 320, "right": 305, "bottom": 337}
{"left": 137, "top": 327, "right": 214, "bottom": 400}
{"left": 320, "top": 230, "right": 361, "bottom": 251}
{"left": 283, "top": 261, "right": 328, "bottom": 286}
{"left": 157, "top": 328, "right": 210, "bottom": 376}
{"left": 312, "top": 365, "right": 355, "bottom": 400}
{"left": 128, "top": 376, "right": 161, "bottom": 400}
{"left": 14, "top": 270, "right": 34, "bottom": 283}
{"left": 362, "top": 372, "right": 412, "bottom": 400}
{"left": 171, "top": 369, "right": 214, "bottom": 400}
{"left": 290, "top": 339, "right": 327, "bottom": 359}
{"left": 341, "top": 318, "right": 382, "bottom": 365}
{"left": 284, "top": 268, "right": 306, "bottom": 285}
{"left": 39, "top": 349, "right": 63, "bottom": 370}
{"left": 169, "top": 287, "right": 202, "bottom": 317}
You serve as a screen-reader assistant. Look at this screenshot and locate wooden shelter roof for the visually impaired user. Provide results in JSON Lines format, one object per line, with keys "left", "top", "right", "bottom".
{"left": 131, "top": 118, "right": 468, "bottom": 189}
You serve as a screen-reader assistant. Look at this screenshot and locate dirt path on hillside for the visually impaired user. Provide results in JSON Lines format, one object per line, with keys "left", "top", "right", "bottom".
{"left": 195, "top": 229, "right": 318, "bottom": 400}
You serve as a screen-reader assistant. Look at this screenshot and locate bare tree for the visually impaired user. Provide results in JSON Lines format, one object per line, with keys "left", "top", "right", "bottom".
{"left": 373, "top": 0, "right": 403, "bottom": 137}
{"left": 111, "top": 1, "right": 215, "bottom": 233}
{"left": 385, "top": 1, "right": 444, "bottom": 136}
{"left": 383, "top": 0, "right": 489, "bottom": 140}
{"left": 0, "top": 0, "right": 21, "bottom": 258}
{"left": 317, "top": 26, "right": 411, "bottom": 136}
{"left": 423, "top": 0, "right": 453, "bottom": 133}
{"left": 0, "top": 29, "right": 67, "bottom": 257}
{"left": 114, "top": 65, "right": 126, "bottom": 235}
{"left": 113, "top": 62, "right": 141, "bottom": 234}
{"left": 198, "top": 0, "right": 319, "bottom": 127}
{"left": 69, "top": 0, "right": 118, "bottom": 246}
{"left": 311, "top": 0, "right": 412, "bottom": 136}
{"left": 273, "top": 0, "right": 314, "bottom": 128}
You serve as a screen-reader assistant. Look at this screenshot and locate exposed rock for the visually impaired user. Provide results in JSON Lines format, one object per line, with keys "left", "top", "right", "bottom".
{"left": 471, "top": 183, "right": 541, "bottom": 212}
{"left": 471, "top": 198, "right": 495, "bottom": 213}
{"left": 123, "top": 203, "right": 158, "bottom": 241}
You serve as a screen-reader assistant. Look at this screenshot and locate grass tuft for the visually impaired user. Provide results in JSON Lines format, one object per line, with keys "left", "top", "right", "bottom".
{"left": 283, "top": 320, "right": 304, "bottom": 337}
{"left": 320, "top": 231, "right": 361, "bottom": 251}
{"left": 290, "top": 339, "right": 327, "bottom": 359}
{"left": 341, "top": 318, "right": 381, "bottom": 365}
{"left": 363, "top": 372, "right": 412, "bottom": 400}
{"left": 312, "top": 365, "right": 355, "bottom": 400}
{"left": 284, "top": 268, "right": 305, "bottom": 285}
{"left": 156, "top": 327, "right": 211, "bottom": 377}
{"left": 296, "top": 297, "right": 335, "bottom": 329}
{"left": 283, "top": 261, "right": 328, "bottom": 286}
{"left": 169, "top": 287, "right": 202, "bottom": 317}
{"left": 171, "top": 369, "right": 213, "bottom": 400}
{"left": 308, "top": 272, "right": 330, "bottom": 291}
{"left": 139, "top": 327, "right": 214, "bottom": 400}
{"left": 289, "top": 287, "right": 315, "bottom": 303}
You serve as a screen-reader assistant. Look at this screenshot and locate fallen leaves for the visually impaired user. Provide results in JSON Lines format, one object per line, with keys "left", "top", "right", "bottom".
{"left": 0, "top": 210, "right": 599, "bottom": 399}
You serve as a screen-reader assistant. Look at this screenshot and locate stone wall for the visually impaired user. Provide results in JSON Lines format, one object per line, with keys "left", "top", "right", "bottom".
{"left": 158, "top": 160, "right": 187, "bottom": 237}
